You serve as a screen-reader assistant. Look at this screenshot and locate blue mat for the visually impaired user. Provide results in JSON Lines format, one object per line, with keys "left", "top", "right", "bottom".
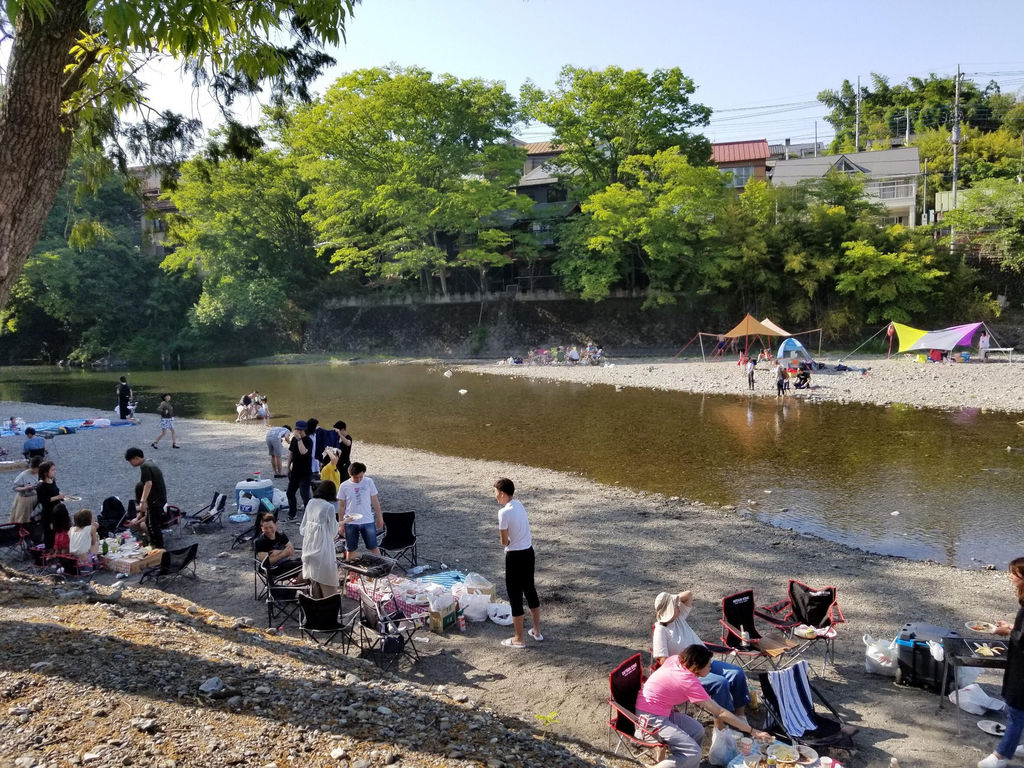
{"left": 1, "top": 417, "right": 138, "bottom": 438}
{"left": 415, "top": 570, "right": 467, "bottom": 588}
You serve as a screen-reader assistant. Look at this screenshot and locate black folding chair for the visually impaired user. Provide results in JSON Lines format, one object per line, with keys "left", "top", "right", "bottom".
{"left": 298, "top": 592, "right": 356, "bottom": 651}
{"left": 98, "top": 496, "right": 130, "bottom": 538}
{"left": 263, "top": 560, "right": 306, "bottom": 628}
{"left": 161, "top": 504, "right": 183, "bottom": 541}
{"left": 184, "top": 492, "right": 226, "bottom": 534}
{"left": 606, "top": 653, "right": 663, "bottom": 763}
{"left": 378, "top": 511, "right": 417, "bottom": 570}
{"left": 254, "top": 551, "right": 302, "bottom": 601}
{"left": 759, "top": 660, "right": 857, "bottom": 752}
{"left": 355, "top": 585, "right": 420, "bottom": 671}
{"left": 139, "top": 543, "right": 198, "bottom": 587}
{"left": 757, "top": 580, "right": 846, "bottom": 672}
{"left": 719, "top": 589, "right": 796, "bottom": 671}
{"left": 0, "top": 522, "right": 30, "bottom": 561}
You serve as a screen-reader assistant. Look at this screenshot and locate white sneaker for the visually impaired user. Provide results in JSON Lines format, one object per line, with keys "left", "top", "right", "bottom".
{"left": 978, "top": 753, "right": 1008, "bottom": 768}
{"left": 1017, "top": 744, "right": 1024, "bottom": 758}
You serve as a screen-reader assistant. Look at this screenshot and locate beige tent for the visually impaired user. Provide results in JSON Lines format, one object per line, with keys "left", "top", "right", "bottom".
{"left": 760, "top": 318, "right": 791, "bottom": 336}
{"left": 723, "top": 314, "right": 787, "bottom": 338}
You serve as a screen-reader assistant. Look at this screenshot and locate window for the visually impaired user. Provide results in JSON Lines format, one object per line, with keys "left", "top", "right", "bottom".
{"left": 721, "top": 165, "right": 754, "bottom": 188}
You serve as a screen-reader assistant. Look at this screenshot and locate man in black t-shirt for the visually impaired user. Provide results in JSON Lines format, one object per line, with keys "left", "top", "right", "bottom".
{"left": 286, "top": 420, "right": 313, "bottom": 521}
{"left": 254, "top": 513, "right": 301, "bottom": 578}
{"left": 124, "top": 447, "right": 167, "bottom": 549}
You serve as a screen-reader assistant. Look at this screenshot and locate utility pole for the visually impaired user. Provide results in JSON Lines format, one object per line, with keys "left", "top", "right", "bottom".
{"left": 922, "top": 158, "right": 928, "bottom": 223}
{"left": 855, "top": 76, "right": 861, "bottom": 152}
{"left": 952, "top": 65, "right": 962, "bottom": 208}
{"left": 814, "top": 121, "right": 818, "bottom": 156}
{"left": 905, "top": 106, "right": 910, "bottom": 146}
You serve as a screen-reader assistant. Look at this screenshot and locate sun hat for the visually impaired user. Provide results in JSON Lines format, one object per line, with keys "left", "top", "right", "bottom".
{"left": 655, "top": 592, "right": 678, "bottom": 624}
{"left": 294, "top": 420, "right": 307, "bottom": 431}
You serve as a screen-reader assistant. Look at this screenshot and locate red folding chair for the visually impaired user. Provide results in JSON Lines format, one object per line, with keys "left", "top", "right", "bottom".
{"left": 757, "top": 580, "right": 845, "bottom": 672}
{"left": 607, "top": 653, "right": 663, "bottom": 764}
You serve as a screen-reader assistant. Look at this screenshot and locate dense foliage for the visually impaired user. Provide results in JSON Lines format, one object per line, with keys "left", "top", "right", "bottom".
{"left": 1, "top": 65, "right": 1019, "bottom": 362}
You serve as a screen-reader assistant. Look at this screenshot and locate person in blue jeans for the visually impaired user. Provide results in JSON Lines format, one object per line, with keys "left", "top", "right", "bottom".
{"left": 979, "top": 556, "right": 1024, "bottom": 768}
{"left": 652, "top": 590, "right": 751, "bottom": 723}
{"left": 338, "top": 462, "right": 383, "bottom": 562}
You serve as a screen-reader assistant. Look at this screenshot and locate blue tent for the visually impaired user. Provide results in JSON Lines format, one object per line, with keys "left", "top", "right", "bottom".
{"left": 777, "top": 337, "right": 813, "bottom": 363}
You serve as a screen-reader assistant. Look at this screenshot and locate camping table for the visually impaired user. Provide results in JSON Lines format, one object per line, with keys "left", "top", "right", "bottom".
{"left": 339, "top": 553, "right": 397, "bottom": 602}
{"left": 939, "top": 635, "right": 1008, "bottom": 734}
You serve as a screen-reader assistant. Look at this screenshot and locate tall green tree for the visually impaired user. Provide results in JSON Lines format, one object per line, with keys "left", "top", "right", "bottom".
{"left": 521, "top": 65, "right": 712, "bottom": 194}
{"left": 945, "top": 178, "right": 1024, "bottom": 272}
{"left": 565, "top": 148, "right": 728, "bottom": 303}
{"left": 165, "top": 146, "right": 328, "bottom": 351}
{"left": 0, "top": 156, "right": 195, "bottom": 363}
{"left": 0, "top": 0, "right": 355, "bottom": 312}
{"left": 286, "top": 66, "right": 528, "bottom": 297}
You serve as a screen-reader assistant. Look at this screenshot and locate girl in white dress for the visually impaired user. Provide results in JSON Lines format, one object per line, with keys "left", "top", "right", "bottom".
{"left": 300, "top": 480, "right": 340, "bottom": 598}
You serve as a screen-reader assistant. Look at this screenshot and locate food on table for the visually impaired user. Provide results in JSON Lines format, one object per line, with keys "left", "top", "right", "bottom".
{"left": 966, "top": 621, "right": 998, "bottom": 633}
{"left": 972, "top": 643, "right": 1004, "bottom": 656}
{"left": 768, "top": 744, "right": 799, "bottom": 763}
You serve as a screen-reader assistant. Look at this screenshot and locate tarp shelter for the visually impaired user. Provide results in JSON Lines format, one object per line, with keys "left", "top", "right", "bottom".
{"left": 777, "top": 337, "right": 813, "bottom": 363}
{"left": 891, "top": 322, "right": 983, "bottom": 353}
{"left": 760, "top": 318, "right": 792, "bottom": 336}
{"left": 723, "top": 314, "right": 787, "bottom": 339}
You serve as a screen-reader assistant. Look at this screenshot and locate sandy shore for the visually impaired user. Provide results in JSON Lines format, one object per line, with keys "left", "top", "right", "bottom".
{"left": 0, "top": 399, "right": 1017, "bottom": 767}
{"left": 451, "top": 354, "right": 1024, "bottom": 414}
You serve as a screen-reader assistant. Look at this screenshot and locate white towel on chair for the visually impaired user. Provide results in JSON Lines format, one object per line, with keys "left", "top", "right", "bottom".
{"left": 768, "top": 661, "right": 817, "bottom": 737}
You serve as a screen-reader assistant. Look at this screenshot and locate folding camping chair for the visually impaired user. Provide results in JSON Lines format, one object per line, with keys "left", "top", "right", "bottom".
{"left": 184, "top": 492, "right": 226, "bottom": 534}
{"left": 298, "top": 592, "right": 357, "bottom": 652}
{"left": 719, "top": 589, "right": 797, "bottom": 671}
{"left": 262, "top": 559, "right": 306, "bottom": 628}
{"left": 355, "top": 585, "right": 421, "bottom": 671}
{"left": 757, "top": 580, "right": 846, "bottom": 673}
{"left": 758, "top": 660, "right": 856, "bottom": 753}
{"left": 98, "top": 496, "right": 130, "bottom": 538}
{"left": 160, "top": 504, "right": 183, "bottom": 542}
{"left": 606, "top": 653, "right": 663, "bottom": 764}
{"left": 254, "top": 551, "right": 302, "bottom": 601}
{"left": 378, "top": 511, "right": 417, "bottom": 571}
{"left": 0, "top": 522, "right": 30, "bottom": 562}
{"left": 139, "top": 543, "right": 198, "bottom": 587}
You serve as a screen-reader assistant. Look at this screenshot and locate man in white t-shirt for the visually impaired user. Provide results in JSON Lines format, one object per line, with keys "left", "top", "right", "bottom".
{"left": 338, "top": 461, "right": 383, "bottom": 561}
{"left": 495, "top": 477, "right": 542, "bottom": 649}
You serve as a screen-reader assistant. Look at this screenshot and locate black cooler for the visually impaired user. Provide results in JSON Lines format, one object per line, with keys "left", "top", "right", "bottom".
{"left": 894, "top": 621, "right": 959, "bottom": 693}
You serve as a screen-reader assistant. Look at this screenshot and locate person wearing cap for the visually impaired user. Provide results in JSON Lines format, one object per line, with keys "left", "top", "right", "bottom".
{"left": 636, "top": 645, "right": 769, "bottom": 768}
{"left": 300, "top": 480, "right": 340, "bottom": 597}
{"left": 22, "top": 427, "right": 46, "bottom": 460}
{"left": 286, "top": 420, "right": 313, "bottom": 520}
{"left": 265, "top": 424, "right": 292, "bottom": 478}
{"left": 653, "top": 590, "right": 750, "bottom": 719}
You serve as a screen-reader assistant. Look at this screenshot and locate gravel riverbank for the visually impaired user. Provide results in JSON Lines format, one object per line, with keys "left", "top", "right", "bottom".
{"left": 452, "top": 354, "right": 1024, "bottom": 414}
{"left": 0, "top": 399, "right": 1017, "bottom": 767}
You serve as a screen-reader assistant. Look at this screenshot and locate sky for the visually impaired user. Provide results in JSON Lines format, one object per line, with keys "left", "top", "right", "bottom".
{"left": 125, "top": 0, "right": 1024, "bottom": 147}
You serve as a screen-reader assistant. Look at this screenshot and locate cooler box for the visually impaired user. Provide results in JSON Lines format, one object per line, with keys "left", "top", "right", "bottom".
{"left": 235, "top": 478, "right": 274, "bottom": 514}
{"left": 895, "top": 621, "right": 959, "bottom": 693}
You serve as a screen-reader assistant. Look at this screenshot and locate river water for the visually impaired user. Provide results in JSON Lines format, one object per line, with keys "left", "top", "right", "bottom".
{"left": 0, "top": 363, "right": 1019, "bottom": 568}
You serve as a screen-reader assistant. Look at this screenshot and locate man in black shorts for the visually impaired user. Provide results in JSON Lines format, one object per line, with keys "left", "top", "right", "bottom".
{"left": 286, "top": 420, "right": 313, "bottom": 520}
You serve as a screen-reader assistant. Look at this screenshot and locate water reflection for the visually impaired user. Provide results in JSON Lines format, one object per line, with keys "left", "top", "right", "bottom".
{"left": 0, "top": 364, "right": 1019, "bottom": 568}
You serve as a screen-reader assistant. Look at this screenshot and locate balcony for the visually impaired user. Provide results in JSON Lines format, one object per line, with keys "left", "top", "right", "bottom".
{"left": 865, "top": 181, "right": 915, "bottom": 201}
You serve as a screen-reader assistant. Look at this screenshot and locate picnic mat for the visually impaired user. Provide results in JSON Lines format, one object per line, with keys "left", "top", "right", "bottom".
{"left": 415, "top": 570, "right": 467, "bottom": 588}
{"left": 1, "top": 418, "right": 138, "bottom": 438}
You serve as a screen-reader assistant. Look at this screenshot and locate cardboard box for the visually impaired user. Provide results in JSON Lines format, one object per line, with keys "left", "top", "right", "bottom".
{"left": 465, "top": 583, "right": 495, "bottom": 600}
{"left": 429, "top": 602, "right": 458, "bottom": 633}
{"left": 102, "top": 549, "right": 164, "bottom": 575}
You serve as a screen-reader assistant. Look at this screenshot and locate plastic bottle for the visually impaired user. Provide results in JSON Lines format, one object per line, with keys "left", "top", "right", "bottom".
{"left": 101, "top": 539, "right": 108, "bottom": 556}
{"left": 457, "top": 609, "right": 467, "bottom": 632}
{"left": 740, "top": 629, "right": 751, "bottom": 648}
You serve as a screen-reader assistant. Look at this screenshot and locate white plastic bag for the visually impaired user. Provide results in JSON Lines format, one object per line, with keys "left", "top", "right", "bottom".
{"left": 451, "top": 583, "right": 468, "bottom": 602}
{"left": 863, "top": 633, "right": 897, "bottom": 677}
{"left": 425, "top": 585, "right": 454, "bottom": 613}
{"left": 460, "top": 592, "right": 490, "bottom": 622}
{"left": 487, "top": 601, "right": 513, "bottom": 625}
{"left": 949, "top": 683, "right": 1005, "bottom": 715}
{"left": 464, "top": 572, "right": 494, "bottom": 594}
{"left": 708, "top": 727, "right": 738, "bottom": 767}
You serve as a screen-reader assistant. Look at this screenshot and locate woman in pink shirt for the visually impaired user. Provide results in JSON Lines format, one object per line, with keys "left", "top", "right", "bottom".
{"left": 636, "top": 645, "right": 769, "bottom": 768}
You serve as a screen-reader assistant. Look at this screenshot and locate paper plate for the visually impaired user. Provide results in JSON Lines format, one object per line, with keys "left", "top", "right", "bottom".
{"left": 342, "top": 514, "right": 360, "bottom": 523}
{"left": 228, "top": 513, "right": 252, "bottom": 524}
{"left": 64, "top": 495, "right": 82, "bottom": 501}
{"left": 978, "top": 719, "right": 1006, "bottom": 736}
{"left": 966, "top": 621, "right": 997, "bottom": 634}
{"left": 795, "top": 745, "right": 818, "bottom": 765}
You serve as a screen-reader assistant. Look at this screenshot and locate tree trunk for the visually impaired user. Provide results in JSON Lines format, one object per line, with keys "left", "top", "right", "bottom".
{"left": 0, "top": 2, "right": 87, "bottom": 309}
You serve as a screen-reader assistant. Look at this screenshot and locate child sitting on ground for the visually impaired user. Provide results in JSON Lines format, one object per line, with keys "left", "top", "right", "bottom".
{"left": 68, "top": 509, "right": 100, "bottom": 564}
{"left": 51, "top": 502, "right": 72, "bottom": 553}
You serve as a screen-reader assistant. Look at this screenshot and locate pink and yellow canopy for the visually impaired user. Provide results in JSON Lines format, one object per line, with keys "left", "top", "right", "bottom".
{"left": 891, "top": 322, "right": 983, "bottom": 353}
